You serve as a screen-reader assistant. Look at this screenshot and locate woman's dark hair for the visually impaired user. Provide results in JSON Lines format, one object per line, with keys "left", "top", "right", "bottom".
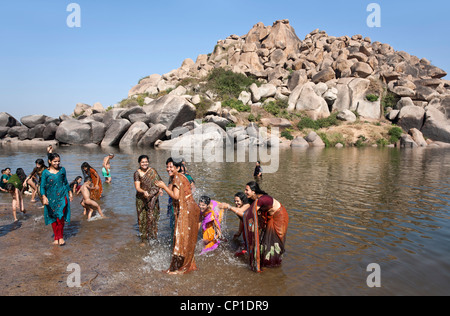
{"left": 5, "top": 183, "right": 15, "bottom": 192}
{"left": 234, "top": 192, "right": 249, "bottom": 205}
{"left": 35, "top": 158, "right": 47, "bottom": 171}
{"left": 48, "top": 153, "right": 60, "bottom": 163}
{"left": 199, "top": 196, "right": 211, "bottom": 205}
{"left": 167, "top": 157, "right": 182, "bottom": 170}
{"left": 246, "top": 181, "right": 268, "bottom": 195}
{"left": 138, "top": 155, "right": 149, "bottom": 163}
{"left": 81, "top": 162, "right": 94, "bottom": 179}
{"left": 69, "top": 176, "right": 82, "bottom": 189}
{"left": 16, "top": 168, "right": 27, "bottom": 183}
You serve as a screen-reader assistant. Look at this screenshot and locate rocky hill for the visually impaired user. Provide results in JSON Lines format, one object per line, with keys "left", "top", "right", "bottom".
{"left": 1, "top": 20, "right": 450, "bottom": 149}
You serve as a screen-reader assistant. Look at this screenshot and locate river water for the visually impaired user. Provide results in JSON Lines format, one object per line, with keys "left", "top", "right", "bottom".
{"left": 0, "top": 145, "right": 449, "bottom": 296}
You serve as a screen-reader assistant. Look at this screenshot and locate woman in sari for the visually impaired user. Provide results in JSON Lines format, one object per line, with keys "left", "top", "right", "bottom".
{"left": 134, "top": 155, "right": 162, "bottom": 243}
{"left": 40, "top": 153, "right": 73, "bottom": 246}
{"left": 198, "top": 196, "right": 227, "bottom": 255}
{"left": 242, "top": 181, "right": 289, "bottom": 272}
{"left": 81, "top": 162, "right": 102, "bottom": 200}
{"left": 156, "top": 158, "right": 200, "bottom": 275}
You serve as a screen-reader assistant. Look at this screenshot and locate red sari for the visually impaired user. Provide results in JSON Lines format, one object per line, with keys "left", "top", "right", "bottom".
{"left": 243, "top": 195, "right": 289, "bottom": 272}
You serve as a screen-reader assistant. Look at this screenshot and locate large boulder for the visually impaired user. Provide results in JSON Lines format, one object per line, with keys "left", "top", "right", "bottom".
{"left": 292, "top": 82, "right": 330, "bottom": 120}
{"left": 55, "top": 120, "right": 92, "bottom": 144}
{"left": 397, "top": 106, "right": 426, "bottom": 131}
{"left": 156, "top": 122, "right": 227, "bottom": 151}
{"left": 7, "top": 126, "right": 29, "bottom": 139}
{"left": 138, "top": 123, "right": 167, "bottom": 147}
{"left": 143, "top": 95, "right": 196, "bottom": 131}
{"left": 421, "top": 106, "right": 450, "bottom": 143}
{"left": 101, "top": 119, "right": 132, "bottom": 147}
{"left": 0, "top": 112, "right": 20, "bottom": 127}
{"left": 43, "top": 123, "right": 58, "bottom": 140}
{"left": 0, "top": 127, "right": 9, "bottom": 138}
{"left": 119, "top": 122, "right": 149, "bottom": 147}
{"left": 20, "top": 115, "right": 47, "bottom": 128}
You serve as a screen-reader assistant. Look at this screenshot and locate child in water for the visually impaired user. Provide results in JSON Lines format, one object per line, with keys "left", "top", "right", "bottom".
{"left": 198, "top": 196, "right": 227, "bottom": 255}
{"left": 80, "top": 177, "right": 105, "bottom": 220}
{"left": 5, "top": 183, "right": 26, "bottom": 222}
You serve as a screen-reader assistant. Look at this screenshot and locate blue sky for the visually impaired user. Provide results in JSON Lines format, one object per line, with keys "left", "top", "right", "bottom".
{"left": 1, "top": 0, "right": 449, "bottom": 120}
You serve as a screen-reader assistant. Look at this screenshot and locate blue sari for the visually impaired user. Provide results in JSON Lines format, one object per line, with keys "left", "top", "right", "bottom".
{"left": 40, "top": 167, "right": 71, "bottom": 225}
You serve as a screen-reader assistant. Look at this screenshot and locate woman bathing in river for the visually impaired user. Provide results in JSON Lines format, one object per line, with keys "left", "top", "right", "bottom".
{"left": 81, "top": 162, "right": 102, "bottom": 201}
{"left": 228, "top": 181, "right": 289, "bottom": 272}
{"left": 156, "top": 158, "right": 200, "bottom": 275}
{"left": 133, "top": 155, "right": 162, "bottom": 243}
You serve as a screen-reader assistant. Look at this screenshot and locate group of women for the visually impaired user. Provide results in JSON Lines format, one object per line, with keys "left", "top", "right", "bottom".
{"left": 2, "top": 151, "right": 289, "bottom": 273}
{"left": 133, "top": 155, "right": 289, "bottom": 274}
{"left": 1, "top": 153, "right": 104, "bottom": 245}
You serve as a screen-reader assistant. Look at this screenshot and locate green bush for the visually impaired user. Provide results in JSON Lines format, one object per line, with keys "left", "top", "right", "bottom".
{"left": 222, "top": 98, "right": 251, "bottom": 112}
{"left": 297, "top": 116, "right": 320, "bottom": 130}
{"left": 366, "top": 94, "right": 379, "bottom": 102}
{"left": 206, "top": 68, "right": 259, "bottom": 99}
{"left": 376, "top": 138, "right": 389, "bottom": 147}
{"left": 381, "top": 91, "right": 400, "bottom": 111}
{"left": 316, "top": 112, "right": 339, "bottom": 129}
{"left": 281, "top": 129, "right": 294, "bottom": 140}
{"left": 318, "top": 132, "right": 345, "bottom": 147}
{"left": 388, "top": 126, "right": 403, "bottom": 143}
{"left": 195, "top": 96, "right": 214, "bottom": 118}
{"left": 263, "top": 99, "right": 289, "bottom": 117}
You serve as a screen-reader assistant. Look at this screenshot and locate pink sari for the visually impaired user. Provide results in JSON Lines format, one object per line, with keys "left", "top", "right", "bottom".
{"left": 200, "top": 200, "right": 224, "bottom": 255}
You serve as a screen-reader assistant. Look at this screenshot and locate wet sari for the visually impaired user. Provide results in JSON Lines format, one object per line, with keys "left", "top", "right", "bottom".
{"left": 243, "top": 195, "right": 289, "bottom": 272}
{"left": 88, "top": 168, "right": 102, "bottom": 200}
{"left": 200, "top": 200, "right": 225, "bottom": 255}
{"left": 134, "top": 167, "right": 162, "bottom": 241}
{"left": 167, "top": 173, "right": 200, "bottom": 274}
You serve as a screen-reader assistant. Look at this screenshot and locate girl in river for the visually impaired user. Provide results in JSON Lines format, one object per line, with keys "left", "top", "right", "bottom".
{"left": 198, "top": 196, "right": 227, "bottom": 255}
{"left": 81, "top": 162, "right": 102, "bottom": 201}
{"left": 24, "top": 159, "right": 47, "bottom": 203}
{"left": 241, "top": 181, "right": 289, "bottom": 272}
{"left": 40, "top": 153, "right": 73, "bottom": 246}
{"left": 155, "top": 158, "right": 200, "bottom": 274}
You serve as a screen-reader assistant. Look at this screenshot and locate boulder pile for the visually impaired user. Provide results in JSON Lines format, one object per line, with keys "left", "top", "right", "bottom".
{"left": 1, "top": 20, "right": 449, "bottom": 148}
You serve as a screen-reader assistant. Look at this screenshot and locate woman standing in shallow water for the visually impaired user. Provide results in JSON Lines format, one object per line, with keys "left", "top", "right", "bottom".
{"left": 40, "top": 153, "right": 73, "bottom": 246}
{"left": 133, "top": 155, "right": 162, "bottom": 244}
{"left": 156, "top": 159, "right": 200, "bottom": 275}
{"left": 242, "top": 181, "right": 289, "bottom": 272}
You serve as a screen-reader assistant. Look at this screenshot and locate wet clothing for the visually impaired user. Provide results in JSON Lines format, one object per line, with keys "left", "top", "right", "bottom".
{"left": 243, "top": 195, "right": 289, "bottom": 272}
{"left": 134, "top": 167, "right": 162, "bottom": 241}
{"left": 200, "top": 200, "right": 225, "bottom": 255}
{"left": 167, "top": 173, "right": 200, "bottom": 274}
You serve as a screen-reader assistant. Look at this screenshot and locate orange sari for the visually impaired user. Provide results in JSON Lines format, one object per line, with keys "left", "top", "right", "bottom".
{"left": 89, "top": 168, "right": 102, "bottom": 201}
{"left": 167, "top": 173, "right": 200, "bottom": 274}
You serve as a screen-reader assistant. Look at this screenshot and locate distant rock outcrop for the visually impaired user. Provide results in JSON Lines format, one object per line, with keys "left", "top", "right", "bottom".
{"left": 1, "top": 20, "right": 449, "bottom": 148}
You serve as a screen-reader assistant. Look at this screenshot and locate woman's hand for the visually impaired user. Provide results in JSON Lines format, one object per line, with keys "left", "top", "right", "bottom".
{"left": 155, "top": 180, "right": 166, "bottom": 190}
{"left": 42, "top": 196, "right": 49, "bottom": 206}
